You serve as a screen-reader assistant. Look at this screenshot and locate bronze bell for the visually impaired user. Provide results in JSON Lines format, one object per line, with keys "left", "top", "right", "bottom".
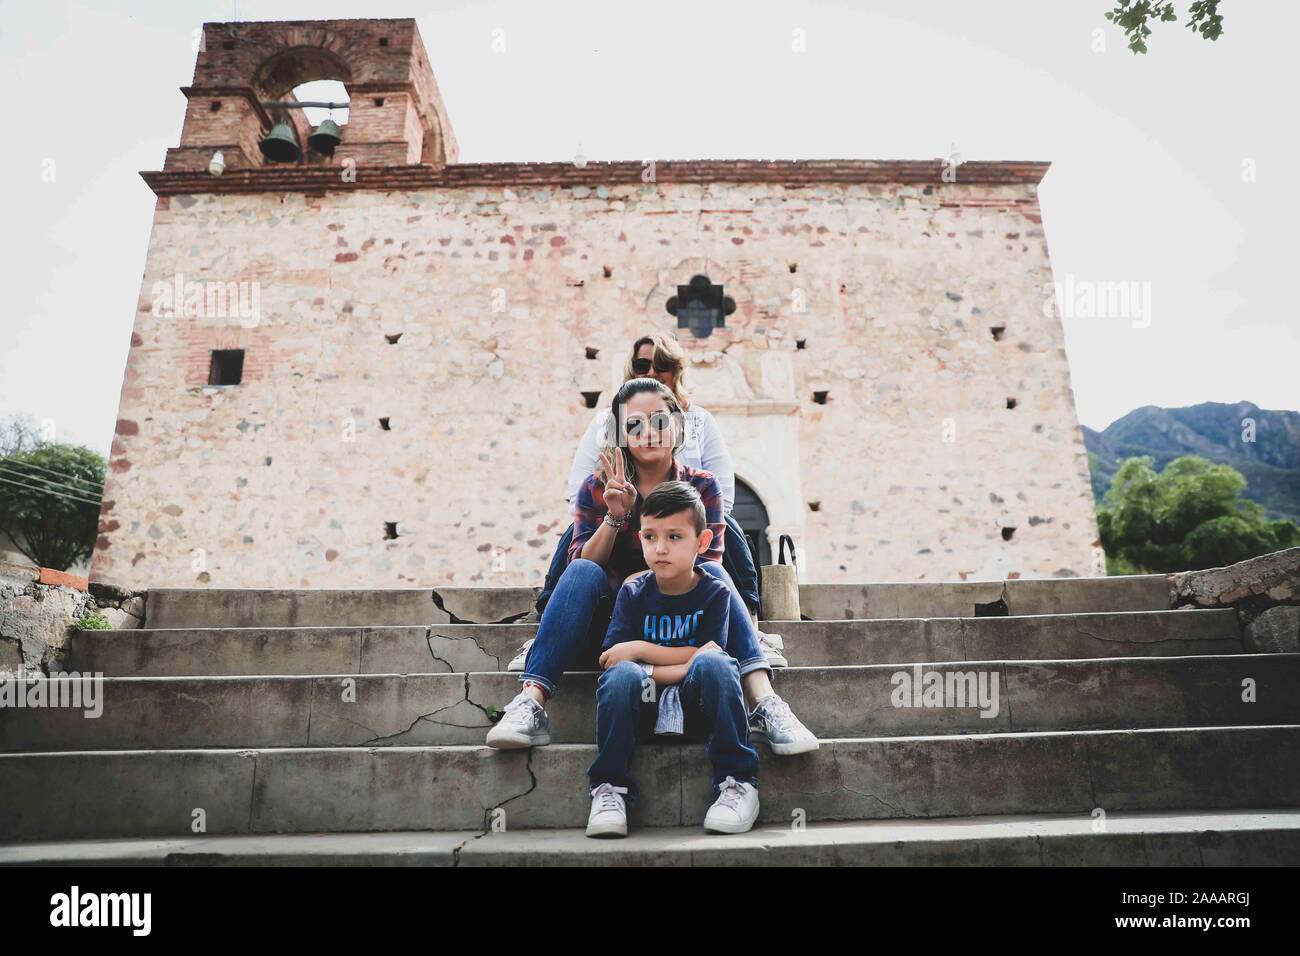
{"left": 308, "top": 119, "right": 343, "bottom": 156}
{"left": 259, "top": 121, "right": 301, "bottom": 163}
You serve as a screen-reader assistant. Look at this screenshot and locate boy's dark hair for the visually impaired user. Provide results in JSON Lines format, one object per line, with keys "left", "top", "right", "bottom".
{"left": 640, "top": 480, "right": 706, "bottom": 534}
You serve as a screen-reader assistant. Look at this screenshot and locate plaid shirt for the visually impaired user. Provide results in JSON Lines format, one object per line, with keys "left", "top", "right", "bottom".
{"left": 569, "top": 461, "right": 725, "bottom": 593}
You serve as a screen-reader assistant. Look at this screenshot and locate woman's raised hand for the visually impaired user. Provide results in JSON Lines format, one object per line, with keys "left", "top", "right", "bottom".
{"left": 598, "top": 449, "right": 636, "bottom": 519}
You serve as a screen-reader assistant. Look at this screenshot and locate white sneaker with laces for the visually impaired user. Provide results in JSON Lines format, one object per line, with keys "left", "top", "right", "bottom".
{"left": 755, "top": 629, "right": 788, "bottom": 668}
{"left": 586, "top": 783, "right": 630, "bottom": 838}
{"left": 485, "top": 692, "right": 551, "bottom": 749}
{"left": 749, "top": 694, "right": 819, "bottom": 755}
{"left": 703, "top": 776, "right": 760, "bottom": 834}
{"left": 506, "top": 638, "right": 535, "bottom": 672}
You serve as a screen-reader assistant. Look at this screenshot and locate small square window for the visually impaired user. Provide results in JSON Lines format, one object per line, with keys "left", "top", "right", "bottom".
{"left": 209, "top": 349, "right": 244, "bottom": 385}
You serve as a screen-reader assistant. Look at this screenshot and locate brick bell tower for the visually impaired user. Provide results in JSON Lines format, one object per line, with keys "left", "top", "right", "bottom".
{"left": 165, "top": 17, "right": 457, "bottom": 173}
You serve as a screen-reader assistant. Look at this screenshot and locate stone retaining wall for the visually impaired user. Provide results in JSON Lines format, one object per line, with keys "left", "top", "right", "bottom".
{"left": 0, "top": 562, "right": 145, "bottom": 675}
{"left": 1170, "top": 547, "right": 1300, "bottom": 653}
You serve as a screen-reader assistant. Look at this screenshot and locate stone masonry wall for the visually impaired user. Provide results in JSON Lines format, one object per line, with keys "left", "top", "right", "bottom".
{"left": 1, "top": 563, "right": 144, "bottom": 675}
{"left": 92, "top": 177, "right": 1101, "bottom": 588}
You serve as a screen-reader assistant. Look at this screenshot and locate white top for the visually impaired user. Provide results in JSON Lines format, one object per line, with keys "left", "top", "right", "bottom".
{"left": 564, "top": 404, "right": 736, "bottom": 517}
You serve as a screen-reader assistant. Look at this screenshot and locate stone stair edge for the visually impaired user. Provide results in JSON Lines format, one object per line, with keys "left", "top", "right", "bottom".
{"left": 92, "top": 606, "right": 1233, "bottom": 634}
{"left": 6, "top": 726, "right": 1296, "bottom": 843}
{"left": 140, "top": 576, "right": 1170, "bottom": 595}
{"left": 7, "top": 722, "right": 1300, "bottom": 758}
{"left": 3, "top": 807, "right": 1298, "bottom": 865}
{"left": 37, "top": 651, "right": 1300, "bottom": 681}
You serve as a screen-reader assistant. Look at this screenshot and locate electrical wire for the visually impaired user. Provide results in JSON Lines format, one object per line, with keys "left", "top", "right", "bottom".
{"left": 0, "top": 457, "right": 104, "bottom": 491}
{"left": 0, "top": 473, "right": 103, "bottom": 508}
{"left": 0, "top": 464, "right": 104, "bottom": 501}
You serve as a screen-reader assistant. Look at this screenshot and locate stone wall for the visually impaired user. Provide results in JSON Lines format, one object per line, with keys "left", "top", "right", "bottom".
{"left": 1171, "top": 546, "right": 1300, "bottom": 653}
{"left": 92, "top": 173, "right": 1100, "bottom": 589}
{"left": 0, "top": 563, "right": 144, "bottom": 675}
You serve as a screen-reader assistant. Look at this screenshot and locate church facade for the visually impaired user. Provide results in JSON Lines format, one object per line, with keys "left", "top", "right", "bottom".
{"left": 92, "top": 17, "right": 1103, "bottom": 590}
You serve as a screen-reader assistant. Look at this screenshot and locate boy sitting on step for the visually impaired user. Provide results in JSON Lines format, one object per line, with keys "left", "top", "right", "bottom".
{"left": 585, "top": 481, "right": 760, "bottom": 838}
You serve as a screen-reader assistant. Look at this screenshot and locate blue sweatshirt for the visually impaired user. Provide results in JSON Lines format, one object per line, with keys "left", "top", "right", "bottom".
{"left": 601, "top": 570, "right": 732, "bottom": 652}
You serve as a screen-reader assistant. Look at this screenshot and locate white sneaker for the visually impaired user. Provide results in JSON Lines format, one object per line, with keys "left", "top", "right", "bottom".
{"left": 506, "top": 638, "right": 535, "bottom": 672}
{"left": 756, "top": 629, "right": 788, "bottom": 668}
{"left": 703, "top": 776, "right": 760, "bottom": 834}
{"left": 485, "top": 692, "right": 551, "bottom": 749}
{"left": 749, "top": 694, "right": 819, "bottom": 755}
{"left": 586, "top": 783, "right": 630, "bottom": 838}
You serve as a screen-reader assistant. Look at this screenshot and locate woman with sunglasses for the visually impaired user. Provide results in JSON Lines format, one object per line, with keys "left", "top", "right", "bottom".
{"left": 487, "top": 376, "right": 818, "bottom": 757}
{"left": 534, "top": 332, "right": 786, "bottom": 667}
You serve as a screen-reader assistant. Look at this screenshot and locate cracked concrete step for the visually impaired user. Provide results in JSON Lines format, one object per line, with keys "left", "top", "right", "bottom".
{"left": 71, "top": 609, "right": 1243, "bottom": 677}
{"left": 141, "top": 575, "right": 1172, "bottom": 630}
{"left": 3, "top": 725, "right": 1298, "bottom": 841}
{"left": 3, "top": 809, "right": 1298, "bottom": 866}
{"left": 799, "top": 575, "right": 1171, "bottom": 620}
{"left": 9, "top": 655, "right": 1298, "bottom": 752}
{"left": 143, "top": 587, "right": 540, "bottom": 630}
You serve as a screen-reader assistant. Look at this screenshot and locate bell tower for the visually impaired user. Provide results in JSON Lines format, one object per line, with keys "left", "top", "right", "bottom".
{"left": 164, "top": 18, "right": 458, "bottom": 173}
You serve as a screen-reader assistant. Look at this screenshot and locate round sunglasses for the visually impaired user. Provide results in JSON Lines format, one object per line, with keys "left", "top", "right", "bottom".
{"left": 622, "top": 409, "right": 675, "bottom": 438}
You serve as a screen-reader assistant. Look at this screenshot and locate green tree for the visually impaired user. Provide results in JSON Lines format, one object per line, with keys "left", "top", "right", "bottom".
{"left": 1097, "top": 455, "right": 1300, "bottom": 573}
{"left": 0, "top": 432, "right": 106, "bottom": 571}
{"left": 1105, "top": 0, "right": 1224, "bottom": 53}
{"left": 0, "top": 414, "right": 41, "bottom": 457}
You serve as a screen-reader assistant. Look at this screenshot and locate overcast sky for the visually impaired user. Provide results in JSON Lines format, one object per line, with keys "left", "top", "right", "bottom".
{"left": 2, "top": 0, "right": 1296, "bottom": 456}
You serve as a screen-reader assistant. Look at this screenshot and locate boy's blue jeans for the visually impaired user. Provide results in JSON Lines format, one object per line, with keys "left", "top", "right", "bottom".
{"left": 519, "top": 558, "right": 771, "bottom": 698}
{"left": 587, "top": 654, "right": 760, "bottom": 804}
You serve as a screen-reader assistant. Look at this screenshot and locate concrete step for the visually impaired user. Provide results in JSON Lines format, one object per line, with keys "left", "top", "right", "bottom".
{"left": 4, "top": 725, "right": 1298, "bottom": 841}
{"left": 800, "top": 575, "right": 1171, "bottom": 620}
{"left": 143, "top": 587, "right": 539, "bottom": 630}
{"left": 8, "top": 655, "right": 1297, "bottom": 751}
{"left": 141, "top": 575, "right": 1171, "bottom": 629}
{"left": 3, "top": 809, "right": 1297, "bottom": 866}
{"left": 71, "top": 609, "right": 1242, "bottom": 677}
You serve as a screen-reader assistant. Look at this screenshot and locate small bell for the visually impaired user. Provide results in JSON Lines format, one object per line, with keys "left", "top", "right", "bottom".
{"left": 259, "top": 121, "right": 301, "bottom": 163}
{"left": 308, "top": 118, "right": 343, "bottom": 156}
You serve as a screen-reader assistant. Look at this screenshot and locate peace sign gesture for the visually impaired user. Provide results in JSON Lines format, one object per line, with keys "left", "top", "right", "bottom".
{"left": 598, "top": 449, "right": 636, "bottom": 520}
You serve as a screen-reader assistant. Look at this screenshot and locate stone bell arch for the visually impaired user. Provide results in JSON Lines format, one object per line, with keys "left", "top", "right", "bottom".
{"left": 164, "top": 18, "right": 458, "bottom": 174}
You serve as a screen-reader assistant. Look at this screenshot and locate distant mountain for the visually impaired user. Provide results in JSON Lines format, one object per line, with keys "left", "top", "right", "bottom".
{"left": 1084, "top": 401, "right": 1300, "bottom": 521}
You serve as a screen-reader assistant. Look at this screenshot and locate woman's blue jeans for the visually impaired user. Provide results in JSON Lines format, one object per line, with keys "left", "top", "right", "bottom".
{"left": 536, "top": 513, "right": 761, "bottom": 616}
{"left": 519, "top": 557, "right": 771, "bottom": 698}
